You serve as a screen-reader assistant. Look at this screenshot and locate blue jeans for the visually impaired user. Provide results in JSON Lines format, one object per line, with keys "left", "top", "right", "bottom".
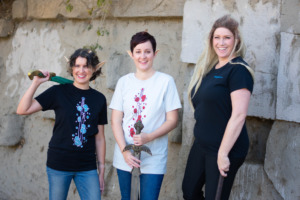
{"left": 117, "top": 169, "right": 164, "bottom": 200}
{"left": 46, "top": 167, "right": 101, "bottom": 200}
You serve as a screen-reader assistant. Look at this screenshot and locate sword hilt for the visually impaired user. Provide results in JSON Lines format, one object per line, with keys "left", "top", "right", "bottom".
{"left": 28, "top": 70, "right": 56, "bottom": 80}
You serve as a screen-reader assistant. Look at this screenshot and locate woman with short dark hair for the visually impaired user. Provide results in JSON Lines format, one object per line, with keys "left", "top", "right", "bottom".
{"left": 110, "top": 31, "right": 181, "bottom": 200}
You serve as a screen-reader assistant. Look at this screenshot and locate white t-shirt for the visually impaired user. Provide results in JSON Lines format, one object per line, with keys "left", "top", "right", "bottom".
{"left": 109, "top": 72, "right": 182, "bottom": 174}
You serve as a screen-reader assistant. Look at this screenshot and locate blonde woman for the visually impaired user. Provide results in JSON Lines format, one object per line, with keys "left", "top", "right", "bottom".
{"left": 182, "top": 15, "right": 254, "bottom": 200}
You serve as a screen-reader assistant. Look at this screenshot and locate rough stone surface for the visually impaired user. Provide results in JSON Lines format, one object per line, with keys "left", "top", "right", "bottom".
{"left": 111, "top": 0, "right": 185, "bottom": 17}
{"left": 12, "top": 0, "right": 27, "bottom": 19}
{"left": 0, "top": 114, "right": 24, "bottom": 146}
{"left": 280, "top": 0, "right": 300, "bottom": 34}
{"left": 231, "top": 163, "right": 283, "bottom": 200}
{"left": 169, "top": 108, "right": 183, "bottom": 143}
{"left": 276, "top": 33, "right": 300, "bottom": 123}
{"left": 264, "top": 121, "right": 300, "bottom": 200}
{"left": 106, "top": 51, "right": 134, "bottom": 90}
{"left": 246, "top": 117, "right": 274, "bottom": 163}
{"left": 0, "top": 19, "right": 14, "bottom": 37}
{"left": 181, "top": 0, "right": 281, "bottom": 119}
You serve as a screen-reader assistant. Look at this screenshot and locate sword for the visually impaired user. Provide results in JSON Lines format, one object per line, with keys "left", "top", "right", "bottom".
{"left": 28, "top": 70, "right": 74, "bottom": 84}
{"left": 123, "top": 120, "right": 152, "bottom": 200}
{"left": 215, "top": 174, "right": 224, "bottom": 200}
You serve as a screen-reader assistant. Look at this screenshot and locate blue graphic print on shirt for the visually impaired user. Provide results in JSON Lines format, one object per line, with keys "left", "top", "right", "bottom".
{"left": 72, "top": 97, "right": 91, "bottom": 148}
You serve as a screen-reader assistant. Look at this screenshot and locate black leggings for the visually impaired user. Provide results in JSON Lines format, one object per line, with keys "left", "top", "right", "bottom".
{"left": 182, "top": 140, "right": 245, "bottom": 200}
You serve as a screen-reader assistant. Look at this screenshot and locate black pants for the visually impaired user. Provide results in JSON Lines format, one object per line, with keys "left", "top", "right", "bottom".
{"left": 182, "top": 140, "right": 245, "bottom": 200}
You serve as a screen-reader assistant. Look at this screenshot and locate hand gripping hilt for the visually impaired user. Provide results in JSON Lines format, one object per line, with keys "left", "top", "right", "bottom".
{"left": 123, "top": 120, "right": 152, "bottom": 156}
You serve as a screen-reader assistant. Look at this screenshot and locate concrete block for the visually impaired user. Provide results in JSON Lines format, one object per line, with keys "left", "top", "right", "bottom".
{"left": 12, "top": 0, "right": 27, "bottom": 19}
{"left": 246, "top": 117, "right": 274, "bottom": 163}
{"left": 169, "top": 108, "right": 183, "bottom": 143}
{"left": 280, "top": 0, "right": 300, "bottom": 34}
{"left": 0, "top": 114, "right": 24, "bottom": 146}
{"left": 106, "top": 52, "right": 133, "bottom": 90}
{"left": 0, "top": 19, "right": 14, "bottom": 37}
{"left": 264, "top": 121, "right": 300, "bottom": 200}
{"left": 231, "top": 163, "right": 283, "bottom": 200}
{"left": 181, "top": 91, "right": 195, "bottom": 146}
{"left": 276, "top": 33, "right": 300, "bottom": 123}
{"left": 111, "top": 0, "right": 184, "bottom": 17}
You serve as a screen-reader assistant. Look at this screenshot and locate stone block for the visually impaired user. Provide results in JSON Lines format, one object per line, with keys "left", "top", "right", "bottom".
{"left": 0, "top": 114, "right": 24, "bottom": 146}
{"left": 231, "top": 163, "right": 283, "bottom": 200}
{"left": 276, "top": 33, "right": 300, "bottom": 123}
{"left": 181, "top": 0, "right": 280, "bottom": 119}
{"left": 169, "top": 108, "right": 183, "bottom": 143}
{"left": 0, "top": 19, "right": 14, "bottom": 37}
{"left": 280, "top": 0, "right": 300, "bottom": 34}
{"left": 246, "top": 117, "right": 274, "bottom": 163}
{"left": 12, "top": 0, "right": 27, "bottom": 19}
{"left": 111, "top": 0, "right": 184, "bottom": 17}
{"left": 27, "top": 0, "right": 107, "bottom": 19}
{"left": 181, "top": 91, "right": 195, "bottom": 146}
{"left": 264, "top": 121, "right": 300, "bottom": 200}
{"left": 106, "top": 51, "right": 133, "bottom": 90}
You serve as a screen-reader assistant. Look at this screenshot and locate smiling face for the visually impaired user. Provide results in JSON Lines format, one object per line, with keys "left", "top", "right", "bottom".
{"left": 72, "top": 56, "right": 95, "bottom": 89}
{"left": 131, "top": 40, "right": 156, "bottom": 72}
{"left": 212, "top": 27, "right": 236, "bottom": 63}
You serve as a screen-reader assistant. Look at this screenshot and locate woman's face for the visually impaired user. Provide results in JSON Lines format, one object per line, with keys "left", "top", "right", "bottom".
{"left": 72, "top": 56, "right": 94, "bottom": 88}
{"left": 131, "top": 40, "right": 156, "bottom": 72}
{"left": 213, "top": 27, "right": 235, "bottom": 61}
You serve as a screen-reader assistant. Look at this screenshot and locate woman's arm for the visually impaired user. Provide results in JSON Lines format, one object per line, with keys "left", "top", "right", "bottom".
{"left": 95, "top": 125, "right": 106, "bottom": 192}
{"left": 133, "top": 109, "right": 179, "bottom": 145}
{"left": 217, "top": 88, "right": 251, "bottom": 177}
{"left": 16, "top": 72, "right": 50, "bottom": 115}
{"left": 111, "top": 109, "right": 141, "bottom": 169}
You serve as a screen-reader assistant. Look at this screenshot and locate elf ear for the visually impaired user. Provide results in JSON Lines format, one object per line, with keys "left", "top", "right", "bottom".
{"left": 95, "top": 61, "right": 105, "bottom": 71}
{"left": 127, "top": 50, "right": 133, "bottom": 58}
{"left": 155, "top": 49, "right": 159, "bottom": 56}
{"left": 64, "top": 56, "right": 70, "bottom": 62}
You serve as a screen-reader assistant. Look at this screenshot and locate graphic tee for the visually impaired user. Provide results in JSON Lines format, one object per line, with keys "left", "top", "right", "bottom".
{"left": 109, "top": 72, "right": 182, "bottom": 174}
{"left": 35, "top": 84, "right": 107, "bottom": 171}
{"left": 192, "top": 57, "right": 254, "bottom": 158}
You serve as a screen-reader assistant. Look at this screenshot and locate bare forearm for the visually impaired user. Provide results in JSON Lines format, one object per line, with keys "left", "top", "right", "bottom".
{"left": 218, "top": 113, "right": 246, "bottom": 156}
{"left": 112, "top": 122, "right": 127, "bottom": 151}
{"left": 17, "top": 82, "right": 40, "bottom": 115}
{"left": 147, "top": 118, "right": 178, "bottom": 142}
{"left": 96, "top": 139, "right": 106, "bottom": 176}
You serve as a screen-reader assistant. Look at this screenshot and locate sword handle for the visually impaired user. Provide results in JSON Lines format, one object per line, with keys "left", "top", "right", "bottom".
{"left": 28, "top": 70, "right": 56, "bottom": 80}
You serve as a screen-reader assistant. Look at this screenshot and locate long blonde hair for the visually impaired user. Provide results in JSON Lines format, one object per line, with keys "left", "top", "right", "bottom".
{"left": 188, "top": 15, "right": 255, "bottom": 110}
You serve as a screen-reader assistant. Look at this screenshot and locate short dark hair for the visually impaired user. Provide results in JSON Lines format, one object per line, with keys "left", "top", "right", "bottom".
{"left": 68, "top": 48, "right": 102, "bottom": 81}
{"left": 130, "top": 31, "right": 156, "bottom": 52}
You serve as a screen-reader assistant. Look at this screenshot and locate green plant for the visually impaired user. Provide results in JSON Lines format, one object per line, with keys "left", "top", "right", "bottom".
{"left": 65, "top": 0, "right": 111, "bottom": 52}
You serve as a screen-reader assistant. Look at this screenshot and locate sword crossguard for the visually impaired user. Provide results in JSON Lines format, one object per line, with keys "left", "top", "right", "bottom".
{"left": 123, "top": 120, "right": 152, "bottom": 156}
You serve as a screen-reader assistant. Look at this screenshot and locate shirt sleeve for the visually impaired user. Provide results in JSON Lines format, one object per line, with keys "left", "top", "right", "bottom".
{"left": 35, "top": 85, "right": 57, "bottom": 111}
{"left": 228, "top": 65, "right": 254, "bottom": 93}
{"left": 98, "top": 96, "right": 108, "bottom": 125}
{"left": 109, "top": 78, "right": 124, "bottom": 111}
{"left": 164, "top": 77, "right": 182, "bottom": 112}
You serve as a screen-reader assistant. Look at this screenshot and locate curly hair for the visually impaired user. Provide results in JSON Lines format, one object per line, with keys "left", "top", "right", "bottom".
{"left": 68, "top": 49, "right": 102, "bottom": 81}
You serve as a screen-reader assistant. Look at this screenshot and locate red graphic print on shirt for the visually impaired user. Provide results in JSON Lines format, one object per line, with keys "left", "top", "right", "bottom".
{"left": 129, "top": 88, "right": 147, "bottom": 137}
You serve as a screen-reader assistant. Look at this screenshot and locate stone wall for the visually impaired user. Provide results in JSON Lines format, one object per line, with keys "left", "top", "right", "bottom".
{"left": 0, "top": 0, "right": 299, "bottom": 200}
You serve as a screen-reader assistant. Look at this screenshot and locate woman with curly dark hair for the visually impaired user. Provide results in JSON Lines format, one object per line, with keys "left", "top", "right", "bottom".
{"left": 17, "top": 48, "right": 107, "bottom": 200}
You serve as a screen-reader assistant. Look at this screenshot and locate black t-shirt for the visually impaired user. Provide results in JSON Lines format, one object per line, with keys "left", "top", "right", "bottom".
{"left": 35, "top": 84, "right": 108, "bottom": 171}
{"left": 192, "top": 57, "right": 253, "bottom": 158}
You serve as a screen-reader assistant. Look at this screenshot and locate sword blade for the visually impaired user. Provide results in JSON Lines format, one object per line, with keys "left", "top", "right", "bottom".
{"left": 130, "top": 153, "right": 141, "bottom": 200}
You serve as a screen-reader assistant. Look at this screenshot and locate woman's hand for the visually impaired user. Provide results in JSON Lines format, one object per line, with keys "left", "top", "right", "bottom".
{"left": 217, "top": 153, "right": 230, "bottom": 177}
{"left": 32, "top": 70, "right": 50, "bottom": 86}
{"left": 133, "top": 132, "right": 150, "bottom": 146}
{"left": 122, "top": 151, "right": 141, "bottom": 169}
{"left": 98, "top": 173, "right": 105, "bottom": 193}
